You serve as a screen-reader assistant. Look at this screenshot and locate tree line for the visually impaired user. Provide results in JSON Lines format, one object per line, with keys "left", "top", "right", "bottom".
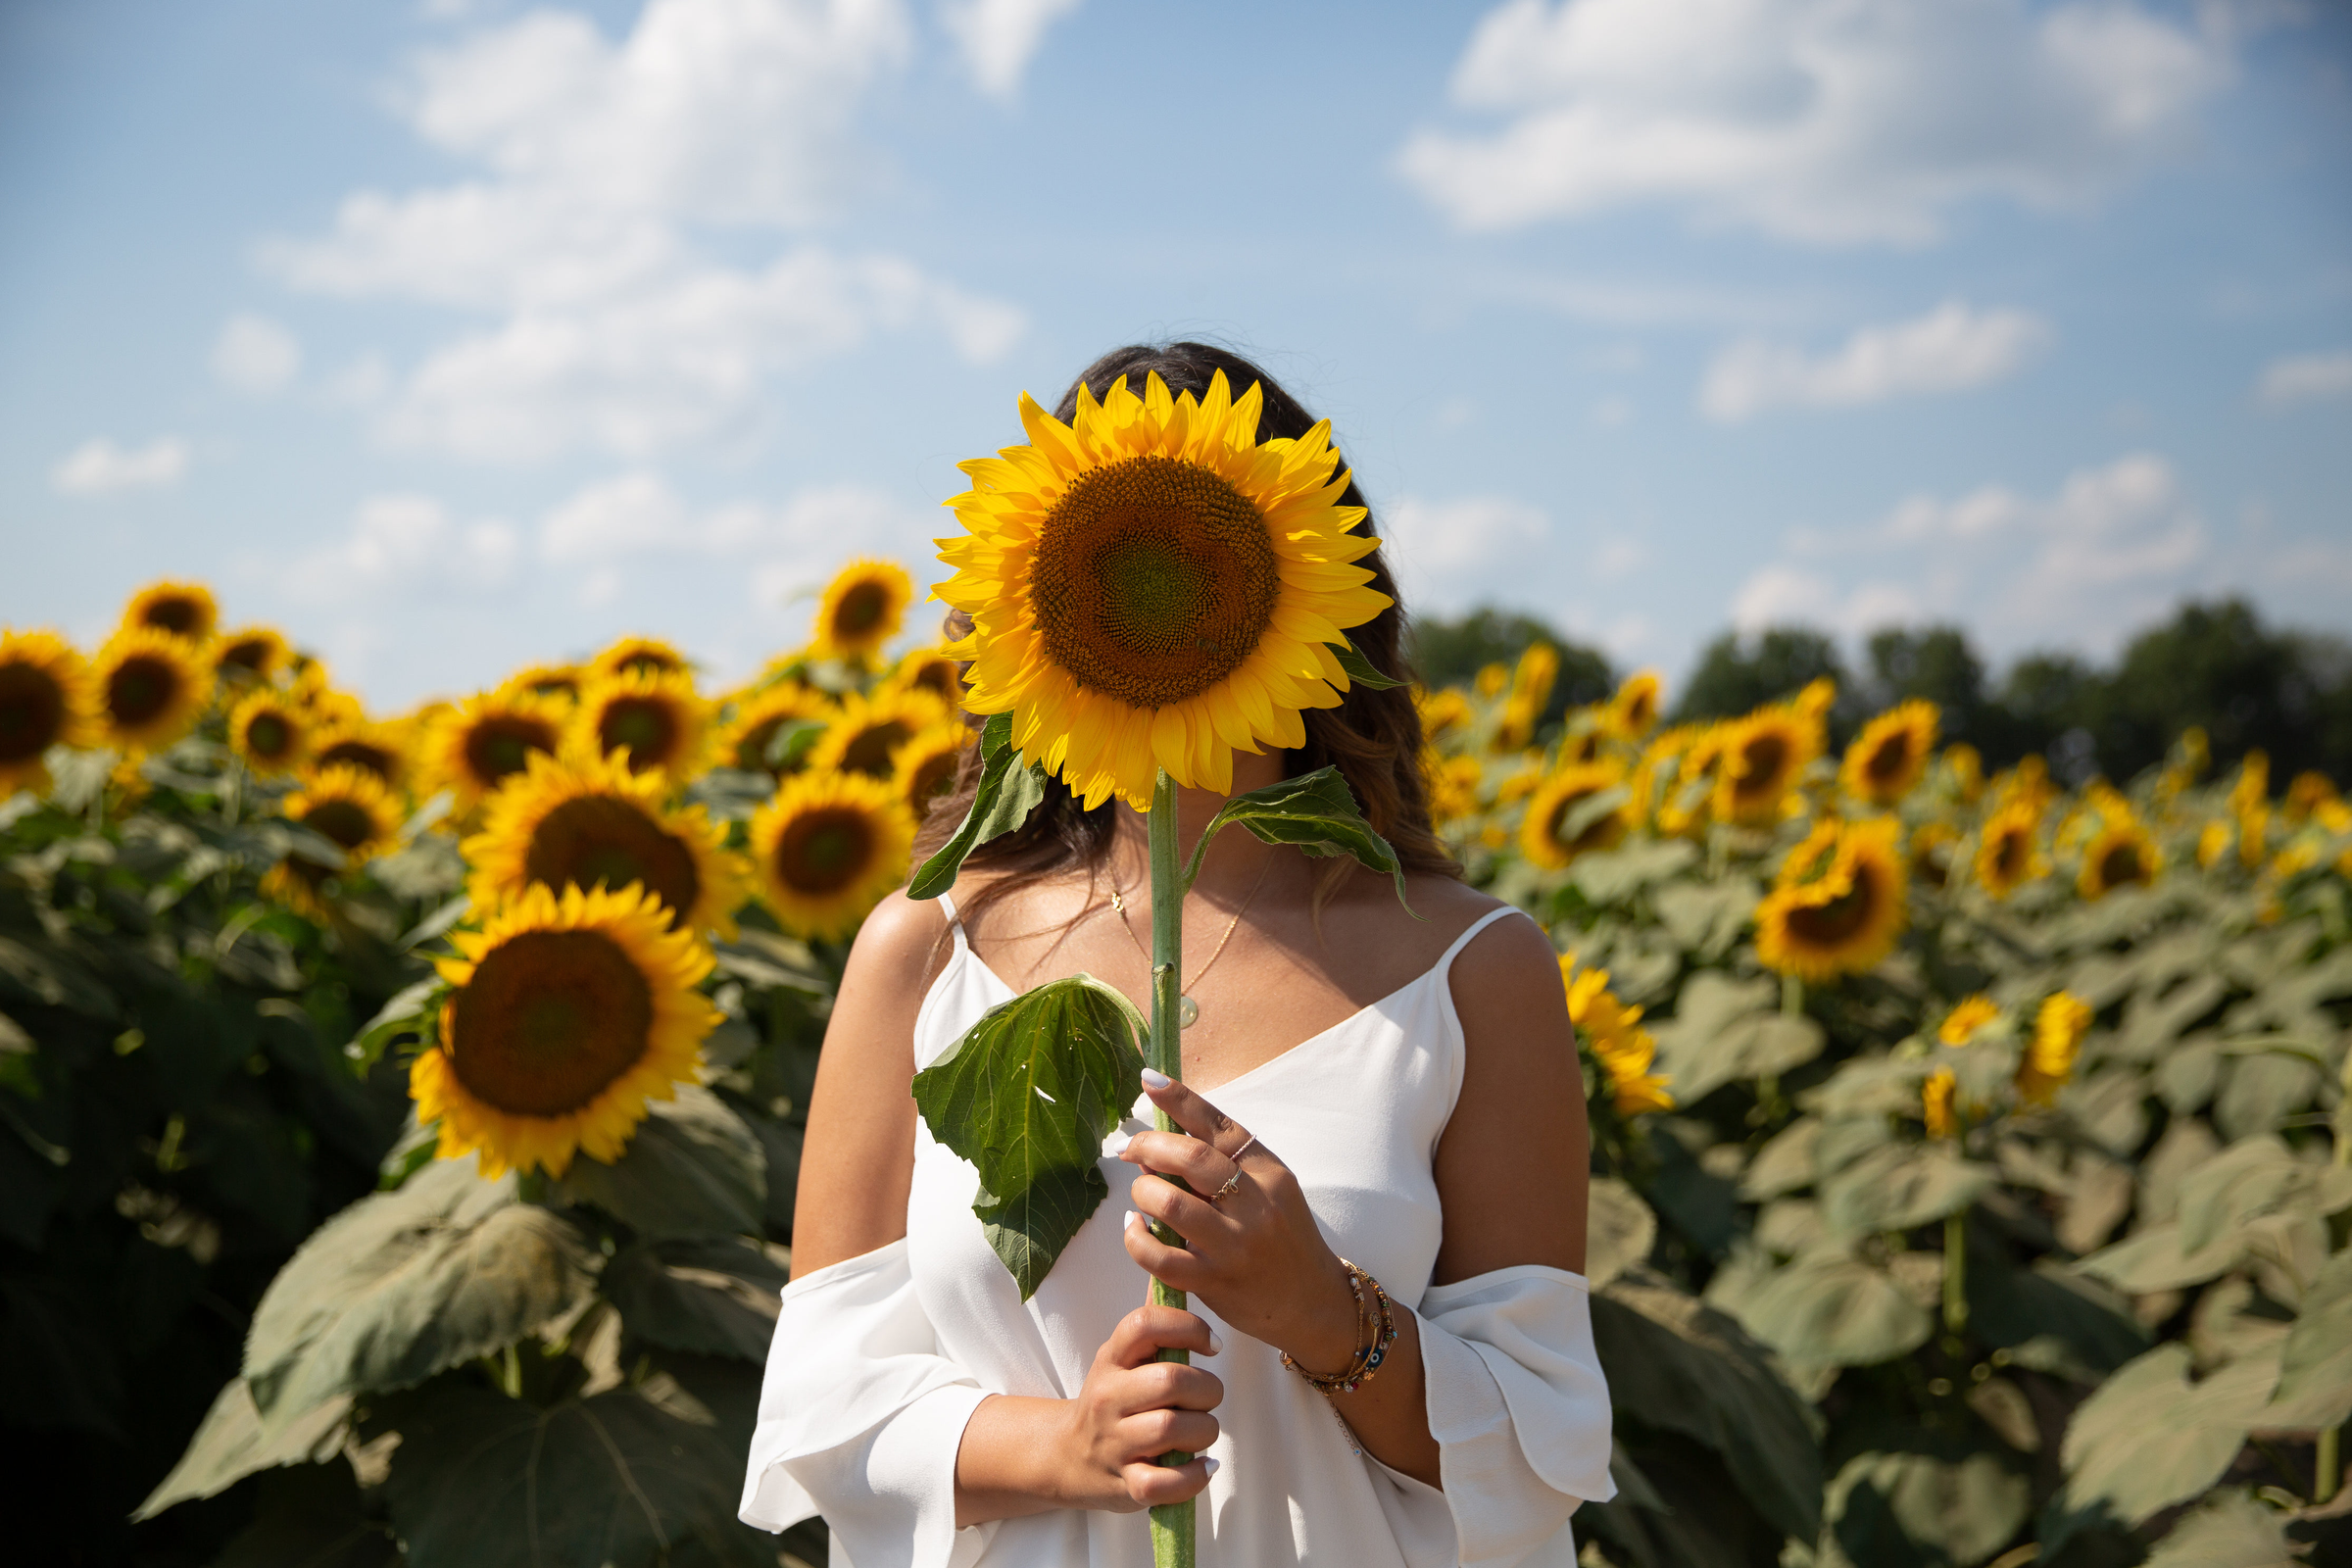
{"left": 1408, "top": 597, "right": 2352, "bottom": 786}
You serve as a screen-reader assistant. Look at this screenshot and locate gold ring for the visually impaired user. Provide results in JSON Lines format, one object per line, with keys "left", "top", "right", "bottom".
{"left": 1209, "top": 1134, "right": 1258, "bottom": 1202}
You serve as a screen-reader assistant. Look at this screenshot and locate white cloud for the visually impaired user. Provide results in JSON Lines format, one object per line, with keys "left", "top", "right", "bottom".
{"left": 1384, "top": 492, "right": 1548, "bottom": 575}
{"left": 212, "top": 314, "right": 304, "bottom": 394}
{"left": 1700, "top": 300, "right": 2049, "bottom": 421}
{"left": 1399, "top": 0, "right": 2237, "bottom": 245}
{"left": 2258, "top": 349, "right": 2352, "bottom": 406}
{"left": 942, "top": 0, "right": 1083, "bottom": 99}
{"left": 269, "top": 0, "right": 1023, "bottom": 465}
{"left": 51, "top": 437, "right": 190, "bottom": 496}
{"left": 280, "top": 493, "right": 523, "bottom": 601}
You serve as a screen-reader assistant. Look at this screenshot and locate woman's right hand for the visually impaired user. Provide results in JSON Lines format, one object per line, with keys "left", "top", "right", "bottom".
{"left": 1055, "top": 1304, "right": 1224, "bottom": 1512}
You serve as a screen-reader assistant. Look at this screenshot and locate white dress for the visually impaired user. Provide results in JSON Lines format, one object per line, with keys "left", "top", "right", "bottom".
{"left": 740, "top": 900, "right": 1615, "bottom": 1568}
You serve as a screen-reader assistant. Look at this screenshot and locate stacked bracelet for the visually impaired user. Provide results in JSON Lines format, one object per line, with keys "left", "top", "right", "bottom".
{"left": 1279, "top": 1259, "right": 1398, "bottom": 1396}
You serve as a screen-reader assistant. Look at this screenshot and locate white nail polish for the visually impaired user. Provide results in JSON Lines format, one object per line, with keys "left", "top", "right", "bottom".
{"left": 1207, "top": 1331, "right": 1224, "bottom": 1354}
{"left": 1202, "top": 1456, "right": 1221, "bottom": 1477}
{"left": 1140, "top": 1067, "right": 1173, "bottom": 1090}
{"left": 1125, "top": 1209, "right": 1140, "bottom": 1230}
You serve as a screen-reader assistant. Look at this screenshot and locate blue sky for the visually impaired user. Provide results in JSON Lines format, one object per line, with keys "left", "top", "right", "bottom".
{"left": 4, "top": 0, "right": 2349, "bottom": 710}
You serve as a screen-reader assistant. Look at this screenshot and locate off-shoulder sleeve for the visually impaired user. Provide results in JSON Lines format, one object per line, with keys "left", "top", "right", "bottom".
{"left": 1372, "top": 1263, "right": 1616, "bottom": 1568}
{"left": 738, "top": 1239, "right": 997, "bottom": 1568}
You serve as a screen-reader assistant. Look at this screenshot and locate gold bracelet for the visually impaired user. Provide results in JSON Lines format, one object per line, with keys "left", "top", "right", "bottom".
{"left": 1280, "top": 1260, "right": 1398, "bottom": 1396}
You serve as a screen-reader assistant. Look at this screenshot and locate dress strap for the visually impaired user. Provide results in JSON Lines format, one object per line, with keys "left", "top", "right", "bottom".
{"left": 1436, "top": 905, "right": 1526, "bottom": 974}
{"left": 936, "top": 891, "right": 968, "bottom": 949}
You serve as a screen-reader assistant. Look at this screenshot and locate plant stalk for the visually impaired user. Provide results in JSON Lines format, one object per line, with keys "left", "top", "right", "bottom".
{"left": 1145, "top": 770, "right": 1196, "bottom": 1568}
{"left": 1943, "top": 1210, "right": 1970, "bottom": 1340}
{"left": 2317, "top": 1425, "right": 2340, "bottom": 1504}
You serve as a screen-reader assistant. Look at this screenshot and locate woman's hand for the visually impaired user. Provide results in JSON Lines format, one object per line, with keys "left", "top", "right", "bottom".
{"left": 1120, "top": 1072, "right": 1363, "bottom": 1374}
{"left": 1058, "top": 1305, "right": 1225, "bottom": 1512}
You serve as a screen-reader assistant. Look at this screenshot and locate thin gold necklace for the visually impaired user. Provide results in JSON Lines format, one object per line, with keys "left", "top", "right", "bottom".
{"left": 1108, "top": 852, "right": 1275, "bottom": 1030}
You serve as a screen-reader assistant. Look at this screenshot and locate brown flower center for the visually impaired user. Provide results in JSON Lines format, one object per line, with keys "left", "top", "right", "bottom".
{"left": 771, "top": 806, "right": 876, "bottom": 895}
{"left": 303, "top": 798, "right": 377, "bottom": 852}
{"left": 2097, "top": 841, "right": 2145, "bottom": 888}
{"left": 1544, "top": 784, "right": 1621, "bottom": 856}
{"left": 141, "top": 597, "right": 207, "bottom": 637}
{"left": 1786, "top": 870, "right": 1879, "bottom": 947}
{"left": 0, "top": 663, "right": 66, "bottom": 763}
{"left": 833, "top": 582, "right": 891, "bottom": 638}
{"left": 599, "top": 696, "right": 679, "bottom": 769}
{"left": 521, "top": 796, "right": 701, "bottom": 928}
{"left": 244, "top": 711, "right": 296, "bottom": 761}
{"left": 840, "top": 719, "right": 912, "bottom": 777}
{"left": 464, "top": 714, "right": 558, "bottom": 788}
{"left": 317, "top": 738, "right": 398, "bottom": 781}
{"left": 1730, "top": 731, "right": 1790, "bottom": 808}
{"left": 447, "top": 929, "right": 653, "bottom": 1117}
{"left": 907, "top": 746, "right": 964, "bottom": 813}
{"left": 1030, "top": 454, "right": 1278, "bottom": 710}
{"left": 107, "top": 655, "right": 181, "bottom": 729}
{"left": 1865, "top": 734, "right": 1913, "bottom": 786}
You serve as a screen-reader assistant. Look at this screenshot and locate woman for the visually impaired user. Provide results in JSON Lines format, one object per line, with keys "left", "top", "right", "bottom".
{"left": 741, "top": 343, "right": 1614, "bottom": 1567}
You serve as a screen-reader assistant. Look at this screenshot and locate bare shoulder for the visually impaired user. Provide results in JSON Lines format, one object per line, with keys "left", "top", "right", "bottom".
{"left": 840, "top": 887, "right": 957, "bottom": 998}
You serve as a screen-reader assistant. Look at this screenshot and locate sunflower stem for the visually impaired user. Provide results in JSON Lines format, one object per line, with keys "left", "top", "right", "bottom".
{"left": 1145, "top": 769, "right": 1196, "bottom": 1568}
{"left": 1942, "top": 1209, "right": 1970, "bottom": 1340}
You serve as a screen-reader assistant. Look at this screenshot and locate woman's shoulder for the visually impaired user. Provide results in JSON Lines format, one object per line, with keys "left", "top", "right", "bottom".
{"left": 843, "top": 888, "right": 958, "bottom": 994}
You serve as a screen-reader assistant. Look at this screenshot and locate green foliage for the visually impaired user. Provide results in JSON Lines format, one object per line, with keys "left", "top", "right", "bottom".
{"left": 1408, "top": 609, "right": 1614, "bottom": 725}
{"left": 1675, "top": 626, "right": 1850, "bottom": 727}
{"left": 1180, "top": 765, "right": 1407, "bottom": 903}
{"left": 908, "top": 710, "right": 1046, "bottom": 899}
{"left": 910, "top": 974, "right": 1147, "bottom": 1298}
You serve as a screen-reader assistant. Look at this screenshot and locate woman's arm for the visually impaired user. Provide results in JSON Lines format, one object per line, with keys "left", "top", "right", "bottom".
{"left": 1119, "top": 906, "right": 1591, "bottom": 1489}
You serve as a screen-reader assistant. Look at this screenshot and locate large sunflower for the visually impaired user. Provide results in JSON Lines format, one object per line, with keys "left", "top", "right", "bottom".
{"left": 411, "top": 881, "right": 719, "bottom": 1180}
{"left": 424, "top": 690, "right": 565, "bottom": 812}
{"left": 312, "top": 720, "right": 409, "bottom": 791}
{"left": 94, "top": 627, "right": 210, "bottom": 754}
{"left": 1975, "top": 801, "right": 2047, "bottom": 898}
{"left": 267, "top": 764, "right": 401, "bottom": 919}
{"left": 123, "top": 580, "right": 219, "bottom": 643}
{"left": 2079, "top": 816, "right": 2160, "bottom": 900}
{"left": 214, "top": 625, "right": 291, "bottom": 685}
{"left": 1712, "top": 704, "right": 1821, "bottom": 826}
{"left": 808, "top": 686, "right": 952, "bottom": 779}
{"left": 938, "top": 370, "right": 1391, "bottom": 809}
{"left": 813, "top": 559, "right": 913, "bottom": 662}
{"left": 1840, "top": 699, "right": 1938, "bottom": 806}
{"left": 893, "top": 722, "right": 974, "bottom": 822}
{"left": 750, "top": 768, "right": 915, "bottom": 940}
{"left": 715, "top": 684, "right": 837, "bottom": 777}
{"left": 1520, "top": 762, "right": 1631, "bottom": 868}
{"left": 589, "top": 637, "right": 690, "bottom": 684}
{"left": 1607, "top": 670, "right": 1662, "bottom": 740}
{"left": 1755, "top": 817, "right": 1908, "bottom": 982}
{"left": 0, "top": 630, "right": 102, "bottom": 795}
{"left": 227, "top": 687, "right": 314, "bottom": 776}
{"left": 571, "top": 669, "right": 707, "bottom": 779}
{"left": 464, "top": 747, "right": 747, "bottom": 938}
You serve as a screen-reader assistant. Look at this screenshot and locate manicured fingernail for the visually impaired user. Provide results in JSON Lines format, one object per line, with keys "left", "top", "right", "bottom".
{"left": 1140, "top": 1067, "right": 1172, "bottom": 1089}
{"left": 1202, "top": 1456, "right": 1220, "bottom": 1477}
{"left": 1125, "top": 1209, "right": 1140, "bottom": 1230}
{"left": 1207, "top": 1330, "right": 1224, "bottom": 1355}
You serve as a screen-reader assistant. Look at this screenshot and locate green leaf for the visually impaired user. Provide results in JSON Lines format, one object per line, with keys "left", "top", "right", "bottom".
{"left": 1586, "top": 1177, "right": 1658, "bottom": 1291}
{"left": 1329, "top": 636, "right": 1408, "bottom": 689}
{"left": 344, "top": 976, "right": 442, "bottom": 1074}
{"left": 603, "top": 1236, "right": 790, "bottom": 1361}
{"left": 1730, "top": 1249, "right": 1934, "bottom": 1368}
{"left": 1820, "top": 1145, "right": 1994, "bottom": 1241}
{"left": 135, "top": 1378, "right": 351, "bottom": 1521}
{"left": 1178, "top": 766, "right": 1408, "bottom": 906}
{"left": 910, "top": 974, "right": 1147, "bottom": 1298}
{"left": 557, "top": 1084, "right": 767, "bottom": 1240}
{"left": 1966, "top": 1253, "right": 2148, "bottom": 1380}
{"left": 2142, "top": 1489, "right": 2312, "bottom": 1568}
{"left": 1569, "top": 840, "right": 1699, "bottom": 906}
{"left": 2052, "top": 1342, "right": 2280, "bottom": 1536}
{"left": 1648, "top": 971, "right": 1824, "bottom": 1106}
{"left": 908, "top": 712, "right": 1047, "bottom": 900}
{"left": 2077, "top": 1217, "right": 2259, "bottom": 1296}
{"left": 1822, "top": 1444, "right": 2031, "bottom": 1568}
{"left": 209, "top": 1461, "right": 402, "bottom": 1568}
{"left": 370, "top": 1375, "right": 775, "bottom": 1568}
{"left": 2259, "top": 1246, "right": 2352, "bottom": 1429}
{"left": 1651, "top": 878, "right": 1760, "bottom": 963}
{"left": 243, "top": 1156, "right": 598, "bottom": 1435}
{"left": 1592, "top": 1272, "right": 1824, "bottom": 1543}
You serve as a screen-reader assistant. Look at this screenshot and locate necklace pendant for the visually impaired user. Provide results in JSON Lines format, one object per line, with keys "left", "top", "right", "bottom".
{"left": 1177, "top": 995, "right": 1200, "bottom": 1030}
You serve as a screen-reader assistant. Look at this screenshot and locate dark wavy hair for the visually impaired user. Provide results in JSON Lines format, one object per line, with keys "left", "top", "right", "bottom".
{"left": 912, "top": 342, "right": 1458, "bottom": 926}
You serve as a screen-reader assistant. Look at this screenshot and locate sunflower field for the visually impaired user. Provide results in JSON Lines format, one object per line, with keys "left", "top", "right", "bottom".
{"left": 4, "top": 568, "right": 2349, "bottom": 1567}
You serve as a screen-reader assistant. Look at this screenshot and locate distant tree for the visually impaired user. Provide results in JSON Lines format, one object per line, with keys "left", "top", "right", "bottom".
{"left": 1408, "top": 608, "right": 1613, "bottom": 728}
{"left": 1984, "top": 653, "right": 2098, "bottom": 770}
{"left": 1865, "top": 626, "right": 1992, "bottom": 746}
{"left": 1673, "top": 627, "right": 1851, "bottom": 729}
{"left": 2087, "top": 599, "right": 2352, "bottom": 782}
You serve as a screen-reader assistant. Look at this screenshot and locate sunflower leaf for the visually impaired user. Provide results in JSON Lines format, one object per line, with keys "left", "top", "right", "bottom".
{"left": 1330, "top": 637, "right": 1408, "bottom": 690}
{"left": 908, "top": 711, "right": 1046, "bottom": 901}
{"left": 910, "top": 974, "right": 1146, "bottom": 1298}
{"left": 1179, "top": 765, "right": 1412, "bottom": 910}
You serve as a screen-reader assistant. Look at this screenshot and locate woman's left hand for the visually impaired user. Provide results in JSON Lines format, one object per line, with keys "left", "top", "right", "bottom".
{"left": 1119, "top": 1071, "right": 1362, "bottom": 1373}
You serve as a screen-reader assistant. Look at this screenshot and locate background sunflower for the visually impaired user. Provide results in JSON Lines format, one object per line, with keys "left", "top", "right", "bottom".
{"left": 1521, "top": 761, "right": 1631, "bottom": 867}
{"left": 122, "top": 579, "right": 218, "bottom": 643}
{"left": 1975, "top": 800, "right": 2047, "bottom": 896}
{"left": 715, "top": 684, "right": 837, "bottom": 777}
{"left": 1840, "top": 698, "right": 1939, "bottom": 806}
{"left": 227, "top": 687, "right": 313, "bottom": 776}
{"left": 464, "top": 746, "right": 746, "bottom": 937}
{"left": 572, "top": 668, "right": 707, "bottom": 779}
{"left": 936, "top": 369, "right": 1391, "bottom": 809}
{"left": 94, "top": 626, "right": 210, "bottom": 754}
{"left": 750, "top": 767, "right": 914, "bottom": 940}
{"left": 1712, "top": 705, "right": 1821, "bottom": 825}
{"left": 890, "top": 721, "right": 973, "bottom": 822}
{"left": 1756, "top": 817, "right": 1908, "bottom": 981}
{"left": 424, "top": 690, "right": 564, "bottom": 812}
{"left": 589, "top": 636, "right": 690, "bottom": 683}
{"left": 2079, "top": 816, "right": 2161, "bottom": 899}
{"left": 500, "top": 662, "right": 585, "bottom": 710}
{"left": 807, "top": 686, "right": 950, "bottom": 779}
{"left": 0, "top": 629, "right": 102, "bottom": 795}
{"left": 213, "top": 625, "right": 290, "bottom": 684}
{"left": 311, "top": 720, "right": 409, "bottom": 790}
{"left": 411, "top": 881, "right": 718, "bottom": 1179}
{"left": 810, "top": 558, "right": 911, "bottom": 662}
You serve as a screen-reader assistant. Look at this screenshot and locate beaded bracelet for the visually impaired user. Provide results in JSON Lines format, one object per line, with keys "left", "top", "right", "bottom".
{"left": 1280, "top": 1260, "right": 1398, "bottom": 1396}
